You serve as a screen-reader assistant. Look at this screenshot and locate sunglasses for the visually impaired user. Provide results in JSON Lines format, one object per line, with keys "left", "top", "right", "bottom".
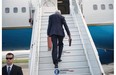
{"left": 6, "top": 58, "right": 13, "bottom": 60}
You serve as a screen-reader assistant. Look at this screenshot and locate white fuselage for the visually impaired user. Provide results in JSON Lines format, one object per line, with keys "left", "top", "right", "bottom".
{"left": 81, "top": 0, "right": 114, "bottom": 24}
{"left": 2, "top": 0, "right": 114, "bottom": 28}
{"left": 2, "top": 0, "right": 30, "bottom": 28}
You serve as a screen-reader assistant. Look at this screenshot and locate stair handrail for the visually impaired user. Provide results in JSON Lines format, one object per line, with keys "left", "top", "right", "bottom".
{"left": 29, "top": 0, "right": 42, "bottom": 75}
{"left": 70, "top": 0, "right": 105, "bottom": 75}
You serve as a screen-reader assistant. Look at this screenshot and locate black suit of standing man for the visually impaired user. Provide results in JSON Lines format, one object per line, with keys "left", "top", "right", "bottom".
{"left": 2, "top": 53, "right": 23, "bottom": 75}
{"left": 47, "top": 10, "right": 71, "bottom": 68}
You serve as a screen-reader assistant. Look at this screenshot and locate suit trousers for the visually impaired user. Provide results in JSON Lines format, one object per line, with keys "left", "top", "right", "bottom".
{"left": 51, "top": 35, "right": 64, "bottom": 64}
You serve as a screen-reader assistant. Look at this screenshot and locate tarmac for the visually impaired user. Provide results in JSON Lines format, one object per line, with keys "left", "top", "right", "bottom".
{"left": 102, "top": 63, "right": 114, "bottom": 75}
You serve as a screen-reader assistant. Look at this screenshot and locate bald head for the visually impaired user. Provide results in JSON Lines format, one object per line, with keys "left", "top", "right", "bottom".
{"left": 55, "top": 10, "right": 61, "bottom": 15}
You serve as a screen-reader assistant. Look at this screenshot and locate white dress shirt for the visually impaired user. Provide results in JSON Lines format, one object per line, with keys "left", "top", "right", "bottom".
{"left": 6, "top": 64, "right": 13, "bottom": 72}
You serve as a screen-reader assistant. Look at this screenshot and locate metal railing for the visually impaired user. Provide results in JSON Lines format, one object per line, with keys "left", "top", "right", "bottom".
{"left": 29, "top": 0, "right": 42, "bottom": 75}
{"left": 70, "top": 0, "right": 105, "bottom": 75}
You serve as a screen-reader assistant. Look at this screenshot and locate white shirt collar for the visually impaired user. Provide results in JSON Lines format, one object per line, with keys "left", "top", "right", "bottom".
{"left": 6, "top": 64, "right": 13, "bottom": 71}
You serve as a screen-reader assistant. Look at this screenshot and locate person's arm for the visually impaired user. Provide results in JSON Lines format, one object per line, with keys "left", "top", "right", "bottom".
{"left": 18, "top": 67, "right": 23, "bottom": 75}
{"left": 62, "top": 17, "right": 72, "bottom": 46}
{"left": 62, "top": 17, "right": 71, "bottom": 38}
{"left": 47, "top": 16, "right": 52, "bottom": 36}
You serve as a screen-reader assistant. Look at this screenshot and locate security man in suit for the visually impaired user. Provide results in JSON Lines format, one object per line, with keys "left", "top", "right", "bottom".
{"left": 47, "top": 10, "right": 71, "bottom": 68}
{"left": 2, "top": 53, "right": 23, "bottom": 75}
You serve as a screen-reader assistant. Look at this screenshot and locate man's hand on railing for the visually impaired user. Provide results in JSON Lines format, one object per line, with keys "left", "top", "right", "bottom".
{"left": 29, "top": 18, "right": 33, "bottom": 25}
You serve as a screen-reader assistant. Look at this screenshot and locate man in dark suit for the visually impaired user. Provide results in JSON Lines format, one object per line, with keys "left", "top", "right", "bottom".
{"left": 2, "top": 53, "right": 23, "bottom": 75}
{"left": 47, "top": 10, "right": 71, "bottom": 68}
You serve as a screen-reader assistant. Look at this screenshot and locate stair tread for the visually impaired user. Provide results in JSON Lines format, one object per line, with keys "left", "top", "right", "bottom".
{"left": 39, "top": 68, "right": 90, "bottom": 75}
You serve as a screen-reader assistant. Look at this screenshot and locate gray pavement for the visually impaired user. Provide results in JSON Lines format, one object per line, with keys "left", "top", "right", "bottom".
{"left": 102, "top": 63, "right": 114, "bottom": 75}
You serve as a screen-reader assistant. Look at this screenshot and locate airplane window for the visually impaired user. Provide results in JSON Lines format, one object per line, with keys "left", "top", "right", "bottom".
{"left": 14, "top": 7, "right": 18, "bottom": 13}
{"left": 93, "top": 4, "right": 98, "bottom": 10}
{"left": 101, "top": 4, "right": 105, "bottom": 10}
{"left": 109, "top": 4, "right": 113, "bottom": 9}
{"left": 5, "top": 8, "right": 10, "bottom": 13}
{"left": 22, "top": 7, "right": 26, "bottom": 13}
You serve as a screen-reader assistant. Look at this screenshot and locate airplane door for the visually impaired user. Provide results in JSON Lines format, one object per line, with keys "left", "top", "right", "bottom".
{"left": 58, "top": 0, "right": 70, "bottom": 14}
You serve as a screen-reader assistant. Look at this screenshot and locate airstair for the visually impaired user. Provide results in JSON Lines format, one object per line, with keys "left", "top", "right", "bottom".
{"left": 29, "top": 0, "right": 105, "bottom": 75}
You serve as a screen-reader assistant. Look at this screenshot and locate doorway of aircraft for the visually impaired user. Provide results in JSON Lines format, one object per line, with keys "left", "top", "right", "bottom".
{"left": 57, "top": 0, "right": 70, "bottom": 14}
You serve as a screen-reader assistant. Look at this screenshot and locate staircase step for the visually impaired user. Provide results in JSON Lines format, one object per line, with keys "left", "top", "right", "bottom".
{"left": 41, "top": 25, "right": 77, "bottom": 29}
{"left": 40, "top": 40, "right": 82, "bottom": 46}
{"left": 40, "top": 32, "right": 80, "bottom": 37}
{"left": 42, "top": 15, "right": 73, "bottom": 19}
{"left": 40, "top": 35, "right": 81, "bottom": 42}
{"left": 42, "top": 18, "right": 74, "bottom": 22}
{"left": 41, "top": 26, "right": 77, "bottom": 30}
{"left": 40, "top": 44, "right": 83, "bottom": 51}
{"left": 40, "top": 27, "right": 78, "bottom": 33}
{"left": 39, "top": 62, "right": 88, "bottom": 69}
{"left": 39, "top": 68, "right": 90, "bottom": 75}
{"left": 41, "top": 21, "right": 75, "bottom": 25}
{"left": 40, "top": 56, "right": 86, "bottom": 64}
{"left": 39, "top": 50, "right": 85, "bottom": 57}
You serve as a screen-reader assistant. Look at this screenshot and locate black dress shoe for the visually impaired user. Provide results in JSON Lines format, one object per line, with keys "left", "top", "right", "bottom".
{"left": 55, "top": 64, "right": 58, "bottom": 68}
{"left": 58, "top": 59, "right": 62, "bottom": 62}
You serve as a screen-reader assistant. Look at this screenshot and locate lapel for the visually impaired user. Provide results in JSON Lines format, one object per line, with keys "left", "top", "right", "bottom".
{"left": 4, "top": 66, "right": 8, "bottom": 75}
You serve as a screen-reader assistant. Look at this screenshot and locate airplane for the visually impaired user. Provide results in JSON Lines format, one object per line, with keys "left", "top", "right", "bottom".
{"left": 2, "top": 0, "right": 114, "bottom": 64}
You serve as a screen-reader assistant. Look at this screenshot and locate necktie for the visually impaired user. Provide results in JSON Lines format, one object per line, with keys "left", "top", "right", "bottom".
{"left": 8, "top": 66, "right": 10, "bottom": 75}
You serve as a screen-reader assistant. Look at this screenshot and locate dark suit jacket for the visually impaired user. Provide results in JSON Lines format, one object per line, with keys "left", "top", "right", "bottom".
{"left": 47, "top": 13, "right": 70, "bottom": 37}
{"left": 2, "top": 64, "right": 23, "bottom": 75}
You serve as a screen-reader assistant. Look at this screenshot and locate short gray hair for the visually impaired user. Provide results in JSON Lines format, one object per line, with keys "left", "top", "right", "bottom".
{"left": 55, "top": 10, "right": 61, "bottom": 14}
